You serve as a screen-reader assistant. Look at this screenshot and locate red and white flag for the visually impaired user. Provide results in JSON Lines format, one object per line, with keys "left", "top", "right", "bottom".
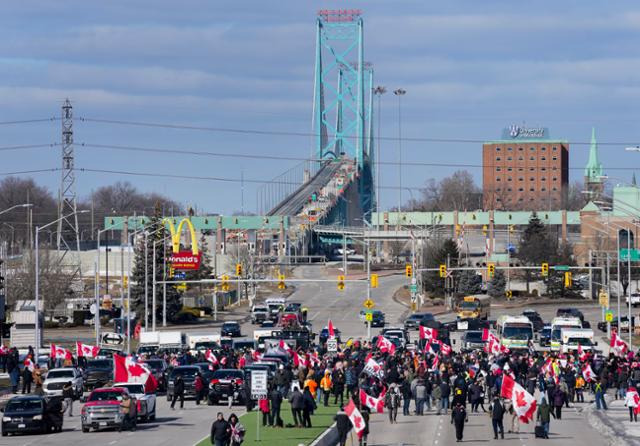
{"left": 306, "top": 352, "right": 321, "bottom": 368}
{"left": 205, "top": 349, "right": 219, "bottom": 365}
{"left": 500, "top": 374, "right": 536, "bottom": 423}
{"left": 0, "top": 345, "right": 9, "bottom": 355}
{"left": 432, "top": 339, "right": 452, "bottom": 356}
{"left": 626, "top": 387, "right": 640, "bottom": 415}
{"left": 363, "top": 357, "right": 385, "bottom": 379}
{"left": 76, "top": 342, "right": 100, "bottom": 358}
{"left": 24, "top": 358, "right": 35, "bottom": 372}
{"left": 291, "top": 350, "right": 307, "bottom": 368}
{"left": 328, "top": 320, "right": 335, "bottom": 338}
{"left": 50, "top": 344, "right": 72, "bottom": 361}
{"left": 419, "top": 326, "right": 438, "bottom": 340}
{"left": 344, "top": 399, "right": 366, "bottom": 439}
{"left": 279, "top": 339, "right": 292, "bottom": 353}
{"left": 113, "top": 354, "right": 158, "bottom": 393}
{"left": 250, "top": 349, "right": 262, "bottom": 362}
{"left": 577, "top": 344, "right": 588, "bottom": 362}
{"left": 611, "top": 330, "right": 629, "bottom": 357}
{"left": 430, "top": 355, "right": 440, "bottom": 371}
{"left": 359, "top": 389, "right": 384, "bottom": 413}
{"left": 582, "top": 364, "right": 596, "bottom": 382}
{"left": 376, "top": 336, "right": 396, "bottom": 355}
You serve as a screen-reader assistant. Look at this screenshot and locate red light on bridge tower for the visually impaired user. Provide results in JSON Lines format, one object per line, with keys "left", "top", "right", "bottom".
{"left": 317, "top": 9, "right": 362, "bottom": 22}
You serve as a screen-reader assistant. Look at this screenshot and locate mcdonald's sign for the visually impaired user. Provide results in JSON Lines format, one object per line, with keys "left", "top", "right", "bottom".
{"left": 164, "top": 218, "right": 201, "bottom": 270}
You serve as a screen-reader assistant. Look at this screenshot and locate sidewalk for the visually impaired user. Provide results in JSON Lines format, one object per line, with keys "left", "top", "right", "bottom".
{"left": 588, "top": 396, "right": 640, "bottom": 446}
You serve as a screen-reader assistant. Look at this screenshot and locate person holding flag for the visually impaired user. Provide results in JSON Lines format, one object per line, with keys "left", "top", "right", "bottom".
{"left": 624, "top": 386, "right": 640, "bottom": 422}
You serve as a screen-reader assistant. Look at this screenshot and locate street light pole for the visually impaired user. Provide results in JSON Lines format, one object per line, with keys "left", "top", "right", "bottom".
{"left": 373, "top": 86, "right": 386, "bottom": 238}
{"left": 393, "top": 88, "right": 406, "bottom": 221}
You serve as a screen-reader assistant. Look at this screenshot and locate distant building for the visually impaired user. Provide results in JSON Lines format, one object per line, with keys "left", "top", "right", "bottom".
{"left": 482, "top": 126, "right": 569, "bottom": 210}
{"left": 584, "top": 127, "right": 604, "bottom": 201}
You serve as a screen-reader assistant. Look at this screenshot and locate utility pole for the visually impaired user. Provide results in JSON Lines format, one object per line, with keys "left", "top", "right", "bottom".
{"left": 393, "top": 88, "right": 406, "bottom": 220}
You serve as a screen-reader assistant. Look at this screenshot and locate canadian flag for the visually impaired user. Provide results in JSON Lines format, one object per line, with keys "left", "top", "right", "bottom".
{"left": 306, "top": 352, "right": 321, "bottom": 368}
{"left": 363, "top": 357, "right": 385, "bottom": 379}
{"left": 250, "top": 349, "right": 262, "bottom": 362}
{"left": 577, "top": 344, "right": 588, "bottom": 362}
{"left": 359, "top": 389, "right": 384, "bottom": 413}
{"left": 205, "top": 349, "right": 219, "bottom": 365}
{"left": 24, "top": 358, "right": 35, "bottom": 372}
{"left": 344, "top": 399, "right": 365, "bottom": 439}
{"left": 113, "top": 354, "right": 158, "bottom": 393}
{"left": 76, "top": 342, "right": 100, "bottom": 358}
{"left": 328, "top": 320, "right": 335, "bottom": 338}
{"left": 419, "top": 326, "right": 438, "bottom": 340}
{"left": 500, "top": 374, "right": 536, "bottom": 423}
{"left": 611, "top": 330, "right": 629, "bottom": 357}
{"left": 582, "top": 364, "right": 596, "bottom": 382}
{"left": 0, "top": 345, "right": 9, "bottom": 355}
{"left": 291, "top": 350, "right": 307, "bottom": 368}
{"left": 50, "top": 344, "right": 72, "bottom": 361}
{"left": 432, "top": 339, "right": 452, "bottom": 356}
{"left": 279, "top": 339, "right": 292, "bottom": 353}
{"left": 430, "top": 355, "right": 440, "bottom": 371}
{"left": 376, "top": 336, "right": 396, "bottom": 355}
{"left": 626, "top": 387, "right": 640, "bottom": 415}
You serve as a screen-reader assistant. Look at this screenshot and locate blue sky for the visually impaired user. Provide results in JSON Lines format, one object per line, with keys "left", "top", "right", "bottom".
{"left": 1, "top": 1, "right": 640, "bottom": 215}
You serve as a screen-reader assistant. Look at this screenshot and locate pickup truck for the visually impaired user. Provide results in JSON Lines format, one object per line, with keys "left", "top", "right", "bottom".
{"left": 43, "top": 367, "right": 84, "bottom": 399}
{"left": 81, "top": 387, "right": 127, "bottom": 432}
{"left": 113, "top": 383, "right": 156, "bottom": 422}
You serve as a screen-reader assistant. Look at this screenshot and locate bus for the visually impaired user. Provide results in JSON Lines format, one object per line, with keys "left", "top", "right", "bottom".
{"left": 456, "top": 295, "right": 491, "bottom": 320}
{"left": 550, "top": 317, "right": 582, "bottom": 351}
{"left": 496, "top": 315, "right": 534, "bottom": 350}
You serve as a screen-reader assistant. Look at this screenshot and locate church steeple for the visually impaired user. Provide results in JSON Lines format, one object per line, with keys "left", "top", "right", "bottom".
{"left": 585, "top": 127, "right": 603, "bottom": 182}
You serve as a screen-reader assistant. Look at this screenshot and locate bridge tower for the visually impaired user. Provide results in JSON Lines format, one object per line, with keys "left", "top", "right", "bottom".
{"left": 313, "top": 9, "right": 375, "bottom": 220}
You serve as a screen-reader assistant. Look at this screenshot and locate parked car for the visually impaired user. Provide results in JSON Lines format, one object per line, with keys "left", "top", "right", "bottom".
{"left": 83, "top": 359, "right": 114, "bottom": 390}
{"left": 460, "top": 330, "right": 487, "bottom": 351}
{"left": 113, "top": 383, "right": 156, "bottom": 422}
{"left": 1, "top": 395, "right": 63, "bottom": 436}
{"left": 43, "top": 368, "right": 84, "bottom": 399}
{"left": 539, "top": 325, "right": 552, "bottom": 347}
{"left": 208, "top": 369, "right": 245, "bottom": 405}
{"left": 557, "top": 308, "right": 584, "bottom": 323}
{"left": 404, "top": 313, "right": 435, "bottom": 331}
{"left": 598, "top": 316, "right": 630, "bottom": 333}
{"left": 251, "top": 306, "right": 269, "bottom": 325}
{"left": 80, "top": 387, "right": 127, "bottom": 432}
{"left": 221, "top": 322, "right": 242, "bottom": 337}
{"left": 368, "top": 310, "right": 386, "bottom": 328}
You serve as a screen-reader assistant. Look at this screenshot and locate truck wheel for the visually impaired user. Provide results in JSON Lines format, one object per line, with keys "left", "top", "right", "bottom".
{"left": 2, "top": 431, "right": 7, "bottom": 436}
{"left": 82, "top": 426, "right": 90, "bottom": 433}
{"left": 149, "top": 411, "right": 156, "bottom": 421}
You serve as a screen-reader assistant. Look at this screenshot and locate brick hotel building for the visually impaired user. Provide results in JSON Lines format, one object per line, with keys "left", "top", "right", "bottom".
{"left": 482, "top": 126, "right": 569, "bottom": 210}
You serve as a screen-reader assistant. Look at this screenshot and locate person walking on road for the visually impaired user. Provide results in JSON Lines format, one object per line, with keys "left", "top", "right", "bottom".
{"left": 194, "top": 372, "right": 206, "bottom": 405}
{"left": 385, "top": 383, "right": 401, "bottom": 424}
{"left": 210, "top": 412, "right": 231, "bottom": 446}
{"left": 624, "top": 386, "right": 639, "bottom": 422}
{"left": 594, "top": 379, "right": 608, "bottom": 410}
{"left": 62, "top": 381, "right": 74, "bottom": 416}
{"left": 21, "top": 363, "right": 33, "bottom": 394}
{"left": 319, "top": 370, "right": 332, "bottom": 407}
{"left": 489, "top": 395, "right": 505, "bottom": 440}
{"left": 575, "top": 375, "right": 585, "bottom": 403}
{"left": 552, "top": 386, "right": 565, "bottom": 419}
{"left": 439, "top": 379, "right": 451, "bottom": 415}
{"left": 171, "top": 374, "right": 185, "bottom": 410}
{"left": 302, "top": 386, "right": 317, "bottom": 427}
{"left": 335, "top": 406, "right": 351, "bottom": 446}
{"left": 450, "top": 402, "right": 467, "bottom": 442}
{"left": 401, "top": 377, "right": 412, "bottom": 416}
{"left": 536, "top": 397, "right": 555, "bottom": 439}
{"left": 415, "top": 379, "right": 426, "bottom": 415}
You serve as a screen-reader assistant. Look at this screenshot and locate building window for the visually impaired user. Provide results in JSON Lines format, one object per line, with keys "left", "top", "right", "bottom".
{"left": 496, "top": 177, "right": 501, "bottom": 182}
{"left": 541, "top": 177, "right": 546, "bottom": 181}
{"left": 507, "top": 156, "right": 513, "bottom": 161}
{"left": 518, "top": 198, "right": 524, "bottom": 202}
{"left": 518, "top": 156, "right": 524, "bottom": 161}
{"left": 496, "top": 167, "right": 501, "bottom": 172}
{"left": 541, "top": 167, "right": 546, "bottom": 171}
{"left": 553, "top": 147, "right": 558, "bottom": 151}
{"left": 496, "top": 198, "right": 501, "bottom": 202}
{"left": 496, "top": 157, "right": 501, "bottom": 161}
{"left": 507, "top": 188, "right": 512, "bottom": 192}
{"left": 541, "top": 147, "right": 547, "bottom": 151}
{"left": 552, "top": 177, "right": 557, "bottom": 181}
{"left": 496, "top": 147, "right": 501, "bottom": 151}
{"left": 507, "top": 167, "right": 513, "bottom": 172}
{"left": 507, "top": 177, "right": 512, "bottom": 182}
{"left": 552, "top": 167, "right": 557, "bottom": 171}
{"left": 541, "top": 156, "right": 546, "bottom": 161}
{"left": 518, "top": 168, "right": 523, "bottom": 172}
{"left": 518, "top": 187, "right": 524, "bottom": 192}
{"left": 552, "top": 156, "right": 557, "bottom": 161}
{"left": 518, "top": 147, "right": 523, "bottom": 152}
{"left": 552, "top": 187, "right": 558, "bottom": 191}
{"left": 530, "top": 177, "right": 535, "bottom": 181}
{"left": 530, "top": 156, "right": 535, "bottom": 161}
{"left": 541, "top": 187, "right": 546, "bottom": 192}
{"left": 530, "top": 187, "right": 535, "bottom": 192}
{"left": 508, "top": 147, "right": 513, "bottom": 151}
{"left": 518, "top": 177, "right": 524, "bottom": 182}
{"left": 496, "top": 188, "right": 501, "bottom": 192}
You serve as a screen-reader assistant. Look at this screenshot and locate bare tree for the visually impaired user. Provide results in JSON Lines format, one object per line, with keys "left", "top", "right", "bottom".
{"left": 408, "top": 170, "right": 482, "bottom": 212}
{"left": 92, "top": 181, "right": 183, "bottom": 215}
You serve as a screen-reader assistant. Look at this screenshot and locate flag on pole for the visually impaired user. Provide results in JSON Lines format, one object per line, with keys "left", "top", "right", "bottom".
{"left": 359, "top": 389, "right": 384, "bottom": 413}
{"left": 76, "top": 342, "right": 100, "bottom": 358}
{"left": 500, "top": 374, "right": 536, "bottom": 423}
{"left": 344, "top": 399, "right": 365, "bottom": 439}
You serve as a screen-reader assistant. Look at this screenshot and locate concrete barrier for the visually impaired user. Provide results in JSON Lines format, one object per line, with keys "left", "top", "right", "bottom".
{"left": 310, "top": 422, "right": 339, "bottom": 446}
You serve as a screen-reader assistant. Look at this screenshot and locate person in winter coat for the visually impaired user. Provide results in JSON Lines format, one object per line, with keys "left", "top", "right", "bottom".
{"left": 335, "top": 407, "right": 351, "bottom": 446}
{"left": 624, "top": 387, "right": 639, "bottom": 422}
{"left": 32, "top": 365, "right": 43, "bottom": 395}
{"left": 194, "top": 373, "right": 206, "bottom": 405}
{"left": 319, "top": 370, "right": 332, "bottom": 407}
{"left": 401, "top": 378, "right": 412, "bottom": 416}
{"left": 7, "top": 350, "right": 19, "bottom": 393}
{"left": 469, "top": 381, "right": 482, "bottom": 413}
{"left": 415, "top": 379, "right": 427, "bottom": 415}
{"left": 385, "top": 383, "right": 401, "bottom": 424}
{"left": 62, "top": 381, "right": 74, "bottom": 416}
{"left": 333, "top": 369, "right": 346, "bottom": 406}
{"left": 438, "top": 380, "right": 451, "bottom": 415}
{"left": 211, "top": 413, "right": 231, "bottom": 446}
{"left": 288, "top": 387, "right": 305, "bottom": 427}
{"left": 358, "top": 402, "right": 370, "bottom": 446}
{"left": 304, "top": 370, "right": 318, "bottom": 399}
{"left": 275, "top": 365, "right": 290, "bottom": 397}
{"left": 536, "top": 397, "right": 555, "bottom": 439}
{"left": 345, "top": 365, "right": 357, "bottom": 400}
{"left": 259, "top": 397, "right": 271, "bottom": 426}
{"left": 450, "top": 402, "right": 468, "bottom": 442}
{"left": 21, "top": 363, "right": 33, "bottom": 394}
{"left": 171, "top": 374, "right": 185, "bottom": 410}
{"left": 552, "top": 387, "right": 565, "bottom": 419}
{"left": 229, "top": 413, "right": 246, "bottom": 446}
{"left": 269, "top": 387, "right": 283, "bottom": 427}
{"left": 302, "top": 386, "right": 317, "bottom": 427}
{"left": 452, "top": 388, "right": 465, "bottom": 407}
{"left": 488, "top": 396, "right": 505, "bottom": 439}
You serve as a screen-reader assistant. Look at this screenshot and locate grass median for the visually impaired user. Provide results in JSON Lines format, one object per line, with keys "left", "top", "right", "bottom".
{"left": 197, "top": 400, "right": 338, "bottom": 446}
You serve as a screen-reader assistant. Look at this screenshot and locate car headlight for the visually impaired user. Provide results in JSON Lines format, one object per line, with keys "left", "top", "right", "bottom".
{"left": 32, "top": 415, "right": 43, "bottom": 421}
{"left": 2, "top": 416, "right": 10, "bottom": 422}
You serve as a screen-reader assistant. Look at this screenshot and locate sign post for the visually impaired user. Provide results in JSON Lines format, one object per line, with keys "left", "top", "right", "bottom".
{"left": 327, "top": 336, "right": 338, "bottom": 353}
{"left": 251, "top": 369, "right": 268, "bottom": 441}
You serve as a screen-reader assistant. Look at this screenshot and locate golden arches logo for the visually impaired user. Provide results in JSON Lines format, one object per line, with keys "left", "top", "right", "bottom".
{"left": 163, "top": 218, "right": 199, "bottom": 255}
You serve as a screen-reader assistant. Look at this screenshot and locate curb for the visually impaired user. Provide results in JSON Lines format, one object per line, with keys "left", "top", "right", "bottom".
{"left": 585, "top": 398, "right": 640, "bottom": 446}
{"left": 309, "top": 422, "right": 338, "bottom": 446}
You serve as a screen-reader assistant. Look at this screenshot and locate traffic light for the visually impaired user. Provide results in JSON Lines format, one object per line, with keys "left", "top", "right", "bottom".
{"left": 509, "top": 225, "right": 515, "bottom": 234}
{"left": 487, "top": 263, "right": 495, "bottom": 278}
{"left": 337, "top": 275, "right": 345, "bottom": 291}
{"left": 221, "top": 274, "right": 230, "bottom": 292}
{"left": 455, "top": 225, "right": 461, "bottom": 236}
{"left": 482, "top": 224, "right": 488, "bottom": 236}
{"left": 564, "top": 271, "right": 572, "bottom": 288}
{"left": 541, "top": 262, "right": 549, "bottom": 277}
{"left": 405, "top": 264, "right": 413, "bottom": 278}
{"left": 370, "top": 274, "right": 379, "bottom": 289}
{"left": 278, "top": 274, "right": 286, "bottom": 290}
{"left": 235, "top": 263, "right": 243, "bottom": 276}
{"left": 439, "top": 264, "right": 446, "bottom": 278}
{"left": 168, "top": 266, "right": 175, "bottom": 278}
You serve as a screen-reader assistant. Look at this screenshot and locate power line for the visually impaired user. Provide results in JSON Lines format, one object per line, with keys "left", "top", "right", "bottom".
{"left": 0, "top": 118, "right": 58, "bottom": 126}
{"left": 0, "top": 143, "right": 55, "bottom": 152}
{"left": 0, "top": 168, "right": 60, "bottom": 176}
{"left": 79, "top": 116, "right": 640, "bottom": 147}
{"left": 79, "top": 141, "right": 640, "bottom": 171}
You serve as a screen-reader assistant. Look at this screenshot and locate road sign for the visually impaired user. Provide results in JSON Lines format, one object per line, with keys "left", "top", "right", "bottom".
{"left": 410, "top": 284, "right": 418, "bottom": 294}
{"left": 363, "top": 299, "right": 375, "bottom": 309}
{"left": 177, "top": 282, "right": 187, "bottom": 291}
{"left": 599, "top": 290, "right": 609, "bottom": 307}
{"left": 174, "top": 271, "right": 186, "bottom": 280}
{"left": 365, "top": 312, "right": 373, "bottom": 322}
{"left": 327, "top": 337, "right": 338, "bottom": 352}
{"left": 101, "top": 332, "right": 124, "bottom": 346}
{"left": 620, "top": 249, "right": 640, "bottom": 262}
{"left": 251, "top": 369, "right": 268, "bottom": 399}
{"left": 553, "top": 265, "right": 570, "bottom": 272}
{"left": 505, "top": 290, "right": 513, "bottom": 299}
{"left": 605, "top": 311, "right": 614, "bottom": 323}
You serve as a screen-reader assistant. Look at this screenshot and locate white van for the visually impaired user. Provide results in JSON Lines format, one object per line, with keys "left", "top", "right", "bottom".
{"left": 550, "top": 317, "right": 582, "bottom": 351}
{"left": 560, "top": 328, "right": 596, "bottom": 354}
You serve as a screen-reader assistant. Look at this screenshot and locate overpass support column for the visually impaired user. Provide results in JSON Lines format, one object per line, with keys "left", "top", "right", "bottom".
{"left": 216, "top": 218, "right": 225, "bottom": 255}
{"left": 488, "top": 210, "right": 495, "bottom": 257}
{"left": 562, "top": 210, "right": 568, "bottom": 244}
{"left": 453, "top": 210, "right": 459, "bottom": 239}
{"left": 382, "top": 212, "right": 389, "bottom": 262}
{"left": 278, "top": 222, "right": 286, "bottom": 260}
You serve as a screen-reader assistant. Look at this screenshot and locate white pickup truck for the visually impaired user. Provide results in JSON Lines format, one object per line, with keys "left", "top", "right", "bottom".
{"left": 113, "top": 383, "right": 157, "bottom": 422}
{"left": 43, "top": 367, "right": 84, "bottom": 399}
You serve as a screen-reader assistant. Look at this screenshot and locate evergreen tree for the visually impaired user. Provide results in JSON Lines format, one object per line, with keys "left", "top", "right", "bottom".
{"left": 421, "top": 238, "right": 459, "bottom": 296}
{"left": 130, "top": 204, "right": 182, "bottom": 326}
{"left": 184, "top": 233, "right": 214, "bottom": 297}
{"left": 487, "top": 270, "right": 506, "bottom": 298}
{"left": 517, "top": 212, "right": 557, "bottom": 293}
{"left": 456, "top": 270, "right": 482, "bottom": 295}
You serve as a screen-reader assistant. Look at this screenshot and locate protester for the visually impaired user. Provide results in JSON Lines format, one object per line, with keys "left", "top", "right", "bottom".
{"left": 170, "top": 374, "right": 185, "bottom": 410}
{"left": 385, "top": 383, "right": 401, "bottom": 424}
{"left": 335, "top": 406, "right": 351, "bottom": 446}
{"left": 624, "top": 387, "right": 639, "bottom": 422}
{"left": 302, "top": 386, "right": 317, "bottom": 427}
{"left": 289, "top": 386, "right": 304, "bottom": 427}
{"left": 488, "top": 395, "right": 505, "bottom": 440}
{"left": 450, "top": 402, "right": 467, "bottom": 442}
{"left": 210, "top": 412, "right": 231, "bottom": 446}
{"left": 229, "top": 413, "right": 246, "bottom": 446}
{"left": 536, "top": 397, "right": 554, "bottom": 439}
{"left": 62, "top": 381, "right": 74, "bottom": 416}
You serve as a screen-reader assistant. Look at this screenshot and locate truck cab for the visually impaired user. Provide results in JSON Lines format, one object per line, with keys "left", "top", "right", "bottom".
{"left": 113, "top": 383, "right": 156, "bottom": 422}
{"left": 560, "top": 328, "right": 596, "bottom": 354}
{"left": 43, "top": 367, "right": 83, "bottom": 399}
{"left": 550, "top": 317, "right": 582, "bottom": 351}
{"left": 81, "top": 387, "right": 128, "bottom": 432}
